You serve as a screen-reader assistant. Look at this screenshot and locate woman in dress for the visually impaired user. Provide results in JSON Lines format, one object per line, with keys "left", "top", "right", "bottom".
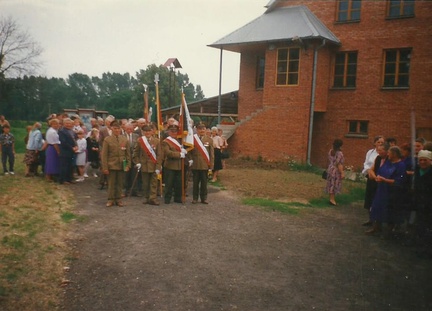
{"left": 210, "top": 126, "right": 224, "bottom": 182}
{"left": 361, "top": 135, "right": 385, "bottom": 225}
{"left": 85, "top": 128, "right": 100, "bottom": 178}
{"left": 24, "top": 122, "right": 44, "bottom": 177}
{"left": 325, "top": 139, "right": 344, "bottom": 206}
{"left": 366, "top": 146, "right": 406, "bottom": 235}
{"left": 44, "top": 118, "right": 61, "bottom": 182}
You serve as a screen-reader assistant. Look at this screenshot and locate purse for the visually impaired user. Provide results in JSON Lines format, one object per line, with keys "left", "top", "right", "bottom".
{"left": 322, "top": 170, "right": 328, "bottom": 180}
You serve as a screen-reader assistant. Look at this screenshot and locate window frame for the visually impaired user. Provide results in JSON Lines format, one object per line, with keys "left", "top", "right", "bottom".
{"left": 382, "top": 48, "right": 411, "bottom": 89}
{"left": 346, "top": 120, "right": 369, "bottom": 138}
{"left": 332, "top": 51, "right": 358, "bottom": 89}
{"left": 276, "top": 47, "right": 300, "bottom": 86}
{"left": 336, "top": 0, "right": 362, "bottom": 23}
{"left": 386, "top": 0, "right": 415, "bottom": 19}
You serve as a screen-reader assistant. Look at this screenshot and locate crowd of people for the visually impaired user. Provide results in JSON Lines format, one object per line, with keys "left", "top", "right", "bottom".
{"left": 325, "top": 135, "right": 432, "bottom": 257}
{"left": 0, "top": 113, "right": 228, "bottom": 208}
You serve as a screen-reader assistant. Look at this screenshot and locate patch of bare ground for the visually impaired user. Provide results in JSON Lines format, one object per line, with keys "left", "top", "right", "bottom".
{"left": 60, "top": 159, "right": 432, "bottom": 311}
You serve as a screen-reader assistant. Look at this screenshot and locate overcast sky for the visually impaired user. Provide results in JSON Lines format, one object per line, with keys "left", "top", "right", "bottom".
{"left": 1, "top": 0, "right": 269, "bottom": 97}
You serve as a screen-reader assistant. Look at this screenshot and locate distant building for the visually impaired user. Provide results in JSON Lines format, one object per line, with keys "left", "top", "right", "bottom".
{"left": 209, "top": 0, "right": 432, "bottom": 169}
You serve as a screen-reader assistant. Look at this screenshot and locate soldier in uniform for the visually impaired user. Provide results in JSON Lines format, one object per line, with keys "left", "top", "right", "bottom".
{"left": 190, "top": 124, "right": 214, "bottom": 204}
{"left": 161, "top": 124, "right": 187, "bottom": 204}
{"left": 123, "top": 123, "right": 140, "bottom": 196}
{"left": 101, "top": 121, "right": 130, "bottom": 207}
{"left": 133, "top": 125, "right": 162, "bottom": 205}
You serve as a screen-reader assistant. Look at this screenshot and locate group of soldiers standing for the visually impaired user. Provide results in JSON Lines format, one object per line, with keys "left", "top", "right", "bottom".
{"left": 99, "top": 116, "right": 215, "bottom": 208}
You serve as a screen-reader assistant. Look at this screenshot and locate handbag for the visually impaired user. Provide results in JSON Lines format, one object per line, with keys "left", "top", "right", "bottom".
{"left": 221, "top": 149, "right": 230, "bottom": 159}
{"left": 322, "top": 170, "right": 328, "bottom": 180}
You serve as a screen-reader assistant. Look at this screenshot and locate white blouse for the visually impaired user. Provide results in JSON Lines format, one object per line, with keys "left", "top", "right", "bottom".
{"left": 362, "top": 148, "right": 378, "bottom": 175}
{"left": 45, "top": 127, "right": 60, "bottom": 145}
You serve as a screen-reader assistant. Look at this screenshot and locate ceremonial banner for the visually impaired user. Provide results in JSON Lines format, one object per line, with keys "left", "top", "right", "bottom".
{"left": 178, "top": 93, "right": 194, "bottom": 151}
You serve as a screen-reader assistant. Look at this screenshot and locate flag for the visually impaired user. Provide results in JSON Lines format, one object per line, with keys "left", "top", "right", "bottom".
{"left": 178, "top": 93, "right": 194, "bottom": 151}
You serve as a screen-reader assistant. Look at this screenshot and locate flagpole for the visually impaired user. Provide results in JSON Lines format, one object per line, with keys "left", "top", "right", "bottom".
{"left": 143, "top": 84, "right": 148, "bottom": 121}
{"left": 180, "top": 92, "right": 186, "bottom": 204}
{"left": 154, "top": 74, "right": 163, "bottom": 197}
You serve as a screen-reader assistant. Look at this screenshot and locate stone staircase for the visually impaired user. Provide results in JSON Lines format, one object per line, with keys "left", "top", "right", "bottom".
{"left": 218, "top": 108, "right": 264, "bottom": 141}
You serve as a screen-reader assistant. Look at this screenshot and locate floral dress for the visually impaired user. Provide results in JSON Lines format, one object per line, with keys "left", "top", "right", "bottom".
{"left": 325, "top": 150, "right": 344, "bottom": 194}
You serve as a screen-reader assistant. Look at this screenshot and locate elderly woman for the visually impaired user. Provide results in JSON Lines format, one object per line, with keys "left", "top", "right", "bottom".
{"left": 44, "top": 118, "right": 61, "bottom": 181}
{"left": 210, "top": 126, "right": 224, "bottom": 182}
{"left": 366, "top": 146, "right": 406, "bottom": 235}
{"left": 24, "top": 122, "right": 44, "bottom": 177}
{"left": 325, "top": 139, "right": 345, "bottom": 206}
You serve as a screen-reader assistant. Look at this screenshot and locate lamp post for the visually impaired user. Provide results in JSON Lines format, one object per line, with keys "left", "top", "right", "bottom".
{"left": 164, "top": 58, "right": 182, "bottom": 107}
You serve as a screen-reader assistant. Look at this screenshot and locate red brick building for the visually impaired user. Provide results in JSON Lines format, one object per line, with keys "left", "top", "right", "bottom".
{"left": 209, "top": 0, "right": 432, "bottom": 169}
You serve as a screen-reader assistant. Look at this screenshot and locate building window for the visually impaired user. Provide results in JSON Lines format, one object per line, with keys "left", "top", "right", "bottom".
{"left": 348, "top": 120, "right": 368, "bottom": 135}
{"left": 333, "top": 51, "right": 357, "bottom": 88}
{"left": 383, "top": 48, "right": 411, "bottom": 88}
{"left": 276, "top": 48, "right": 300, "bottom": 86}
{"left": 256, "top": 56, "right": 265, "bottom": 89}
{"left": 387, "top": 0, "right": 415, "bottom": 18}
{"left": 336, "top": 0, "right": 361, "bottom": 22}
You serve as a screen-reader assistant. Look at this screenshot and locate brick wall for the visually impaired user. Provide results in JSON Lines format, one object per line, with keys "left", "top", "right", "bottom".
{"left": 231, "top": 0, "right": 432, "bottom": 170}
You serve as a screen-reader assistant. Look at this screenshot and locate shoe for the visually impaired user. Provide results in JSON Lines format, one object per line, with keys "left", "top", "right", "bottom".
{"left": 9, "top": 172, "right": 14, "bottom": 175}
{"left": 148, "top": 200, "right": 160, "bottom": 206}
{"left": 75, "top": 178, "right": 84, "bottom": 182}
{"left": 201, "top": 200, "right": 209, "bottom": 204}
{"left": 174, "top": 200, "right": 183, "bottom": 204}
{"left": 116, "top": 201, "right": 124, "bottom": 207}
{"left": 362, "top": 220, "right": 373, "bottom": 226}
{"left": 83, "top": 174, "right": 89, "bottom": 178}
{"left": 329, "top": 201, "right": 337, "bottom": 206}
{"left": 106, "top": 201, "right": 114, "bottom": 207}
{"left": 192, "top": 200, "right": 198, "bottom": 204}
{"left": 93, "top": 173, "right": 98, "bottom": 177}
{"left": 4, "top": 172, "right": 9, "bottom": 175}
{"left": 365, "top": 223, "right": 381, "bottom": 235}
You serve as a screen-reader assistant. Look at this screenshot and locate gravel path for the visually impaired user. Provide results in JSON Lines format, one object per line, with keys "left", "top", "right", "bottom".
{"left": 61, "top": 180, "right": 432, "bottom": 311}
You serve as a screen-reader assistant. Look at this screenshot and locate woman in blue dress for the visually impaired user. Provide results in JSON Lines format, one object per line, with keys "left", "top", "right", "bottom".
{"left": 366, "top": 146, "right": 406, "bottom": 235}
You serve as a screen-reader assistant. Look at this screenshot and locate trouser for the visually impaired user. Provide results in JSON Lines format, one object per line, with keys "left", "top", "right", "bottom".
{"left": 59, "top": 156, "right": 73, "bottom": 183}
{"left": 124, "top": 165, "right": 137, "bottom": 194}
{"left": 163, "top": 168, "right": 182, "bottom": 203}
{"left": 1, "top": 145, "right": 14, "bottom": 173}
{"left": 192, "top": 169, "right": 208, "bottom": 201}
{"left": 107, "top": 170, "right": 125, "bottom": 202}
{"left": 142, "top": 171, "right": 158, "bottom": 201}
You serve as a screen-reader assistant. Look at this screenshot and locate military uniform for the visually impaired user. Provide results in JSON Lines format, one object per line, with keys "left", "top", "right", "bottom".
{"left": 123, "top": 131, "right": 140, "bottom": 196}
{"left": 133, "top": 135, "right": 162, "bottom": 204}
{"left": 161, "top": 136, "right": 184, "bottom": 204}
{"left": 190, "top": 134, "right": 214, "bottom": 203}
{"left": 101, "top": 134, "right": 130, "bottom": 205}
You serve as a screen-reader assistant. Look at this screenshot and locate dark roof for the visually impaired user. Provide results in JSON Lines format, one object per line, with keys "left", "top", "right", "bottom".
{"left": 208, "top": 5, "right": 340, "bottom": 52}
{"left": 162, "top": 91, "right": 238, "bottom": 122}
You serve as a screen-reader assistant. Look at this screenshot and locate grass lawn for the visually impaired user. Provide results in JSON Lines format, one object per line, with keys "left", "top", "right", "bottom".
{"left": 0, "top": 154, "right": 76, "bottom": 311}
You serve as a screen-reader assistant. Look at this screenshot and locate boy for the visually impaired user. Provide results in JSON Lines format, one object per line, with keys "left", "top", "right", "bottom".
{"left": 0, "top": 124, "right": 15, "bottom": 175}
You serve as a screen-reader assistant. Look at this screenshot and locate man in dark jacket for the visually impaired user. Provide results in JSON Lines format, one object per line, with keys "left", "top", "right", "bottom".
{"left": 58, "top": 118, "right": 77, "bottom": 184}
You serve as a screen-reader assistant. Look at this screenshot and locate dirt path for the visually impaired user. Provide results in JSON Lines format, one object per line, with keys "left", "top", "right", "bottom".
{"left": 61, "top": 179, "right": 432, "bottom": 311}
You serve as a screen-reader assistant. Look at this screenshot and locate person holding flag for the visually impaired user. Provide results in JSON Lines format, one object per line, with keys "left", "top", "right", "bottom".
{"left": 161, "top": 124, "right": 187, "bottom": 204}
{"left": 190, "top": 124, "right": 214, "bottom": 204}
{"left": 133, "top": 125, "right": 162, "bottom": 205}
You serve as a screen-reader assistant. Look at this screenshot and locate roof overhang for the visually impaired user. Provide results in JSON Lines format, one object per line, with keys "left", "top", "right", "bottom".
{"left": 208, "top": 5, "right": 340, "bottom": 53}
